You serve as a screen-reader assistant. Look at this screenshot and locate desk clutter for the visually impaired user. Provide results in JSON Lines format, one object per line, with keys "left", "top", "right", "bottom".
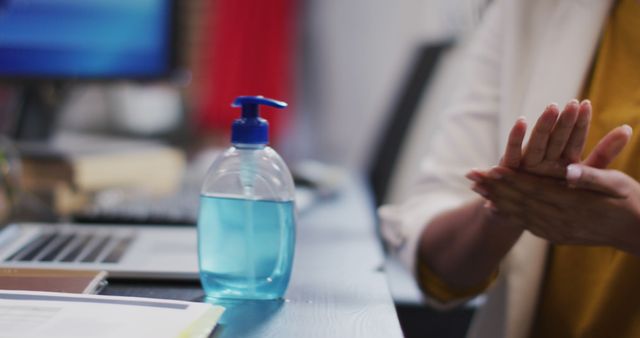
{"left": 13, "top": 131, "right": 345, "bottom": 224}
{"left": 0, "top": 115, "right": 404, "bottom": 337}
{"left": 0, "top": 171, "right": 404, "bottom": 338}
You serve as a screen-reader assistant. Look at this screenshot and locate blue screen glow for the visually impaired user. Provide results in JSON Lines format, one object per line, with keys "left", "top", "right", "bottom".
{"left": 0, "top": 0, "right": 172, "bottom": 78}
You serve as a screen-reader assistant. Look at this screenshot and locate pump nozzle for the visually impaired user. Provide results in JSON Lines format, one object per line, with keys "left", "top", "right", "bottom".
{"left": 231, "top": 96, "right": 288, "bottom": 145}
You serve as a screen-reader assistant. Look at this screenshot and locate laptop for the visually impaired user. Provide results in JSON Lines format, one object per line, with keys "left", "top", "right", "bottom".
{"left": 0, "top": 222, "right": 199, "bottom": 280}
{"left": 0, "top": 181, "right": 320, "bottom": 280}
{"left": 0, "top": 149, "right": 344, "bottom": 280}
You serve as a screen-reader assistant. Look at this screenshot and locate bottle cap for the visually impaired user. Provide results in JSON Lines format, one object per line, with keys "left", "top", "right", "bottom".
{"left": 231, "top": 96, "right": 287, "bottom": 144}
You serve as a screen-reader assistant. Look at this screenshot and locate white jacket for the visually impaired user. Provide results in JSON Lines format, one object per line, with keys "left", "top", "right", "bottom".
{"left": 378, "top": 0, "right": 614, "bottom": 337}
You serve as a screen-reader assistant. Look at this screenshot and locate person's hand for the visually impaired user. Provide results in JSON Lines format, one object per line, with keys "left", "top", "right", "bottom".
{"left": 499, "top": 100, "right": 588, "bottom": 177}
{"left": 468, "top": 100, "right": 630, "bottom": 210}
{"left": 498, "top": 99, "right": 632, "bottom": 177}
{"left": 467, "top": 100, "right": 589, "bottom": 223}
{"left": 465, "top": 99, "right": 634, "bottom": 250}
{"left": 469, "top": 165, "right": 640, "bottom": 255}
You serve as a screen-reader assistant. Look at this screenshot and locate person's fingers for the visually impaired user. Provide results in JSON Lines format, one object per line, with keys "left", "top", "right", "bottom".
{"left": 486, "top": 180, "right": 571, "bottom": 242}
{"left": 471, "top": 182, "right": 489, "bottom": 198}
{"left": 484, "top": 175, "right": 559, "bottom": 214}
{"left": 582, "top": 125, "right": 632, "bottom": 169}
{"left": 522, "top": 104, "right": 560, "bottom": 167}
{"left": 500, "top": 117, "right": 527, "bottom": 168}
{"left": 545, "top": 100, "right": 579, "bottom": 161}
{"left": 485, "top": 165, "right": 516, "bottom": 180}
{"left": 480, "top": 173, "right": 570, "bottom": 241}
{"left": 486, "top": 183, "right": 563, "bottom": 242}
{"left": 466, "top": 169, "right": 488, "bottom": 183}
{"left": 563, "top": 100, "right": 592, "bottom": 162}
{"left": 486, "top": 168, "right": 576, "bottom": 206}
{"left": 486, "top": 184, "right": 522, "bottom": 210}
{"left": 480, "top": 168, "right": 532, "bottom": 211}
{"left": 566, "top": 164, "right": 628, "bottom": 198}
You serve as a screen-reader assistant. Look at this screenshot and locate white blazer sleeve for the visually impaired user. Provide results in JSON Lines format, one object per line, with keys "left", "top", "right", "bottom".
{"left": 378, "top": 0, "right": 505, "bottom": 296}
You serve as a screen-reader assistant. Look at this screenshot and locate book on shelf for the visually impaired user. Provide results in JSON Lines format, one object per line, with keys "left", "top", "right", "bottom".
{"left": 17, "top": 132, "right": 186, "bottom": 214}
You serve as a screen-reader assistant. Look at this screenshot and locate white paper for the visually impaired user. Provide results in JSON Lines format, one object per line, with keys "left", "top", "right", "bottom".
{"left": 0, "top": 290, "right": 224, "bottom": 338}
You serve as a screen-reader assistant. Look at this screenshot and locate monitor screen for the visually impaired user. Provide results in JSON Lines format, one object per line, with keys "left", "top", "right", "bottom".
{"left": 0, "top": 0, "right": 175, "bottom": 79}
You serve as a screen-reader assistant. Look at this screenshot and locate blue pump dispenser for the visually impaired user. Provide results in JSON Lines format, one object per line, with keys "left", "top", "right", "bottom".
{"left": 197, "top": 95, "right": 296, "bottom": 301}
{"left": 231, "top": 96, "right": 287, "bottom": 145}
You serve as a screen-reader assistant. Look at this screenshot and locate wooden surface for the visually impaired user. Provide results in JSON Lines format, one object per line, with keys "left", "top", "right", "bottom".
{"left": 102, "top": 175, "right": 404, "bottom": 338}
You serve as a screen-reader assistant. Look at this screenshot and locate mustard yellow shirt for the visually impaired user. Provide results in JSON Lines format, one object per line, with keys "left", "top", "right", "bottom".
{"left": 530, "top": 0, "right": 640, "bottom": 337}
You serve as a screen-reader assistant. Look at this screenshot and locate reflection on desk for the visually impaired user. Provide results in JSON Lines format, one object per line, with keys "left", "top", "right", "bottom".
{"left": 102, "top": 174, "right": 403, "bottom": 338}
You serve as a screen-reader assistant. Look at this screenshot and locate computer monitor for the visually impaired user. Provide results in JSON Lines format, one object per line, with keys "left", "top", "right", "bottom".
{"left": 0, "top": 0, "right": 177, "bottom": 80}
{"left": 0, "top": 0, "right": 179, "bottom": 140}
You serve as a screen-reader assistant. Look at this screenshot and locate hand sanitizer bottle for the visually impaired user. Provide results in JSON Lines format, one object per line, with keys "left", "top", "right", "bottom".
{"left": 198, "top": 96, "right": 296, "bottom": 301}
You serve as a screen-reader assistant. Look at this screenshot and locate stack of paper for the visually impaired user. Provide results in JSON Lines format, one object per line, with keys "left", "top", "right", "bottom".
{"left": 0, "top": 290, "right": 224, "bottom": 338}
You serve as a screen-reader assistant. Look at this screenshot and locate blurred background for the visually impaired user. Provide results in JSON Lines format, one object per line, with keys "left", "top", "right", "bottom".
{"left": 0, "top": 0, "right": 492, "bottom": 337}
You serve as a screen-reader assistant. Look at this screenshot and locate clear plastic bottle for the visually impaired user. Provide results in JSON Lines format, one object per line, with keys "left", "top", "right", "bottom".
{"left": 198, "top": 96, "right": 296, "bottom": 301}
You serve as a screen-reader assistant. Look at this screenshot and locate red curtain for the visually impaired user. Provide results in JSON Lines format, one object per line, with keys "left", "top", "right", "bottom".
{"left": 195, "top": 0, "right": 296, "bottom": 145}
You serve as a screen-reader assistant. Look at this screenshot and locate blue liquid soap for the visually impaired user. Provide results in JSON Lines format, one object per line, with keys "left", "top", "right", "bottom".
{"left": 198, "top": 195, "right": 295, "bottom": 300}
{"left": 198, "top": 96, "right": 296, "bottom": 300}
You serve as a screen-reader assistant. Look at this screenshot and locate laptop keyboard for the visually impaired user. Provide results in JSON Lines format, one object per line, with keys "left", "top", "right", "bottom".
{"left": 4, "top": 229, "right": 136, "bottom": 264}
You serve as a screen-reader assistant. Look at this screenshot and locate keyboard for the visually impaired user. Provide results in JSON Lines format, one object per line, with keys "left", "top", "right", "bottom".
{"left": 4, "top": 227, "right": 136, "bottom": 264}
